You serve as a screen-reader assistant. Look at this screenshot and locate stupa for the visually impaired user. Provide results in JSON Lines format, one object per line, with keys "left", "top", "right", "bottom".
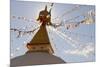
{"left": 11, "top": 5, "right": 65, "bottom": 67}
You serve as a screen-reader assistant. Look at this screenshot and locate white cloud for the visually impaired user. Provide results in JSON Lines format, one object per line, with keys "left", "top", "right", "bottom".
{"left": 65, "top": 43, "right": 95, "bottom": 57}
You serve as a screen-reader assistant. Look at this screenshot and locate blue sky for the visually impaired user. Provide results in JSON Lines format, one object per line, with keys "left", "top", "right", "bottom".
{"left": 10, "top": 0, "right": 95, "bottom": 63}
